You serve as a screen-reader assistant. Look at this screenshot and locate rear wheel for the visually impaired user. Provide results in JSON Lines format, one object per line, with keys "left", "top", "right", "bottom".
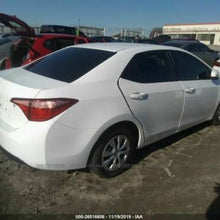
{"left": 89, "top": 127, "right": 137, "bottom": 178}
{"left": 212, "top": 105, "right": 220, "bottom": 125}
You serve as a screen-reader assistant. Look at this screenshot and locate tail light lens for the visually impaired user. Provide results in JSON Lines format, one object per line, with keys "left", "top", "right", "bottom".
{"left": 10, "top": 98, "right": 78, "bottom": 121}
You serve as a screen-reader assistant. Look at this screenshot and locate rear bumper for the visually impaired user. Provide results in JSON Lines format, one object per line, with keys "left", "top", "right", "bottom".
{"left": 0, "top": 144, "right": 29, "bottom": 167}
{"left": 0, "top": 118, "right": 98, "bottom": 170}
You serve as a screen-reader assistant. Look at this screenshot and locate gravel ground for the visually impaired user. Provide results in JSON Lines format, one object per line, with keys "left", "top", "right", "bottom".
{"left": 0, "top": 122, "right": 220, "bottom": 218}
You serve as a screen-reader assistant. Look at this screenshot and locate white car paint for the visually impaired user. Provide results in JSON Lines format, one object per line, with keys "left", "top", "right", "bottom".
{"left": 0, "top": 43, "right": 219, "bottom": 171}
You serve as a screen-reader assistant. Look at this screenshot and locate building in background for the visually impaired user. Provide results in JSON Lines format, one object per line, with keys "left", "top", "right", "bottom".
{"left": 78, "top": 26, "right": 105, "bottom": 37}
{"left": 120, "top": 28, "right": 144, "bottom": 37}
{"left": 163, "top": 22, "right": 220, "bottom": 45}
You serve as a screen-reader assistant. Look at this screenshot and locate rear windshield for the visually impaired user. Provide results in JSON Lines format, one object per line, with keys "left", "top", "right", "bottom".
{"left": 25, "top": 47, "right": 115, "bottom": 83}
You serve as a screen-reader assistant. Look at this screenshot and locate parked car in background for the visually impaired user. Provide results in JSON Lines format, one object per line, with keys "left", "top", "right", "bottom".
{"left": 5, "top": 33, "right": 90, "bottom": 69}
{"left": 0, "top": 35, "right": 19, "bottom": 68}
{"left": 0, "top": 43, "right": 220, "bottom": 178}
{"left": 0, "top": 13, "right": 91, "bottom": 69}
{"left": 40, "top": 24, "right": 87, "bottom": 37}
{"left": 163, "top": 40, "right": 219, "bottom": 66}
{"left": 152, "top": 34, "right": 171, "bottom": 44}
{"left": 134, "top": 38, "right": 158, "bottom": 44}
{"left": 117, "top": 36, "right": 136, "bottom": 42}
{"left": 90, "top": 36, "right": 116, "bottom": 42}
{"left": 0, "top": 32, "right": 18, "bottom": 39}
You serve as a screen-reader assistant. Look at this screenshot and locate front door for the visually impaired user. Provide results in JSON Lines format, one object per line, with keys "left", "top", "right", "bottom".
{"left": 170, "top": 50, "right": 219, "bottom": 130}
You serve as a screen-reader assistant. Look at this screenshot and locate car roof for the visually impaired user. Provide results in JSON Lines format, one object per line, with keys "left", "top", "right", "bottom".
{"left": 163, "top": 40, "right": 199, "bottom": 46}
{"left": 74, "top": 42, "right": 185, "bottom": 53}
{"left": 37, "top": 33, "right": 86, "bottom": 38}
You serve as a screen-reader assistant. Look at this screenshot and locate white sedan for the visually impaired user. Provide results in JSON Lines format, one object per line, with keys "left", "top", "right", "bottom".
{"left": 0, "top": 43, "right": 220, "bottom": 178}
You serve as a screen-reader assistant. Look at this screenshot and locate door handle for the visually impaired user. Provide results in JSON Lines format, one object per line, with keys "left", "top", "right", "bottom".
{"left": 130, "top": 92, "right": 148, "bottom": 100}
{"left": 184, "top": 87, "right": 196, "bottom": 94}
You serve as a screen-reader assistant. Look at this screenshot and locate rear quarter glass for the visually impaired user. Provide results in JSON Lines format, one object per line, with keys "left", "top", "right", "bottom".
{"left": 25, "top": 47, "right": 115, "bottom": 83}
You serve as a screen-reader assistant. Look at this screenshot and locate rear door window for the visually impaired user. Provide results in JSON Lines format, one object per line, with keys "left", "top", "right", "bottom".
{"left": 44, "top": 39, "right": 54, "bottom": 50}
{"left": 25, "top": 47, "right": 115, "bottom": 82}
{"left": 54, "top": 38, "right": 75, "bottom": 51}
{"left": 121, "top": 50, "right": 177, "bottom": 83}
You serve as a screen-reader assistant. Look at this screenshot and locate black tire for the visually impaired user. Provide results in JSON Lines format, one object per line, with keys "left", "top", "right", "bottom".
{"left": 212, "top": 104, "right": 220, "bottom": 125}
{"left": 89, "top": 127, "right": 137, "bottom": 178}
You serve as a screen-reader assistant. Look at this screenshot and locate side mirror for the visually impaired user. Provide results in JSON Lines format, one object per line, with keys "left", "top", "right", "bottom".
{"left": 211, "top": 69, "right": 220, "bottom": 80}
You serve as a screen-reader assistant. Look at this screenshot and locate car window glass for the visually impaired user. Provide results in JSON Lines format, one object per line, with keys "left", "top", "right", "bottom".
{"left": 134, "top": 51, "right": 177, "bottom": 83}
{"left": 44, "top": 39, "right": 54, "bottom": 50}
{"left": 187, "top": 44, "right": 199, "bottom": 52}
{"left": 25, "top": 47, "right": 116, "bottom": 83}
{"left": 54, "top": 38, "right": 75, "bottom": 51}
{"left": 171, "top": 51, "right": 211, "bottom": 80}
{"left": 121, "top": 60, "right": 140, "bottom": 82}
{"left": 122, "top": 51, "right": 177, "bottom": 83}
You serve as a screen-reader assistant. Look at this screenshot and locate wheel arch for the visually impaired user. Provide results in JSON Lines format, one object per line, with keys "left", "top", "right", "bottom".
{"left": 86, "top": 120, "right": 143, "bottom": 167}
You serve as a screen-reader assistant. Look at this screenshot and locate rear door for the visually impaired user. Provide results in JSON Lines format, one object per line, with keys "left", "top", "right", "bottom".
{"left": 170, "top": 50, "right": 219, "bottom": 130}
{"left": 119, "top": 50, "right": 184, "bottom": 144}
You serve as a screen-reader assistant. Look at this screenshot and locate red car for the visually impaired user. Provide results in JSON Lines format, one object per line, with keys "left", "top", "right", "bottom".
{"left": 0, "top": 13, "right": 91, "bottom": 69}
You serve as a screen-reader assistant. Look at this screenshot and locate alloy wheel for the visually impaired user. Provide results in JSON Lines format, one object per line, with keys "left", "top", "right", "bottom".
{"left": 101, "top": 135, "right": 130, "bottom": 171}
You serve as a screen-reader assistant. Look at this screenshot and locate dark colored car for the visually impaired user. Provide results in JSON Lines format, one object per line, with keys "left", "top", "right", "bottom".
{"left": 90, "top": 36, "right": 116, "bottom": 42}
{"left": 0, "top": 13, "right": 91, "bottom": 69}
{"left": 117, "top": 36, "right": 136, "bottom": 43}
{"left": 152, "top": 34, "right": 171, "bottom": 44}
{"left": 0, "top": 35, "right": 19, "bottom": 68}
{"left": 134, "top": 38, "right": 158, "bottom": 44}
{"left": 0, "top": 32, "right": 18, "bottom": 39}
{"left": 163, "top": 40, "right": 219, "bottom": 66}
{"left": 40, "top": 24, "right": 87, "bottom": 37}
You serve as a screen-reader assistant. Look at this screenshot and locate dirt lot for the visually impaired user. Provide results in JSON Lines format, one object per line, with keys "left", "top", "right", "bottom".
{"left": 0, "top": 122, "right": 220, "bottom": 218}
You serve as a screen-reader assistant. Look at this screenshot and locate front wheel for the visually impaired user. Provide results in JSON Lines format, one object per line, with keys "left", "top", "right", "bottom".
{"left": 89, "top": 127, "right": 137, "bottom": 178}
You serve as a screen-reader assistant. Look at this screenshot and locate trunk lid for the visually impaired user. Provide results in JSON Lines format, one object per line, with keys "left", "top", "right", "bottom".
{"left": 0, "top": 68, "right": 67, "bottom": 129}
{"left": 0, "top": 13, "right": 35, "bottom": 37}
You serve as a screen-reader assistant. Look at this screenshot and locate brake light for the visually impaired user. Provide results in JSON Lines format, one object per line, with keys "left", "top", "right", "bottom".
{"left": 10, "top": 98, "right": 78, "bottom": 121}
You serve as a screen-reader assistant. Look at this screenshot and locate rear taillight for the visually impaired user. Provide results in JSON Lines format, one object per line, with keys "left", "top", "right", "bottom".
{"left": 10, "top": 98, "right": 78, "bottom": 121}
